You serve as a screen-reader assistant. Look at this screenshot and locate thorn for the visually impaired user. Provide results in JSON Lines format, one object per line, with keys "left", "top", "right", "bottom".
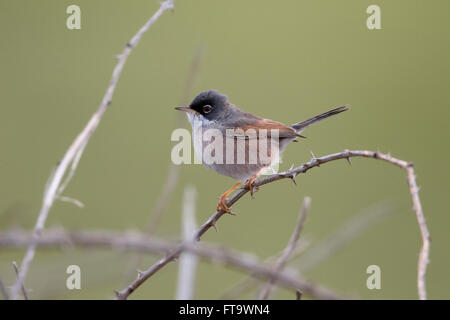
{"left": 346, "top": 157, "right": 352, "bottom": 166}
{"left": 297, "top": 134, "right": 307, "bottom": 139}
{"left": 211, "top": 221, "right": 218, "bottom": 232}
{"left": 310, "top": 151, "right": 319, "bottom": 166}
{"left": 344, "top": 149, "right": 352, "bottom": 165}
{"left": 136, "top": 270, "right": 144, "bottom": 279}
{"left": 290, "top": 174, "right": 297, "bottom": 186}
{"left": 114, "top": 290, "right": 121, "bottom": 297}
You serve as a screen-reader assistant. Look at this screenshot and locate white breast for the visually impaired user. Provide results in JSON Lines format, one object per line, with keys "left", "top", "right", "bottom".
{"left": 187, "top": 113, "right": 215, "bottom": 164}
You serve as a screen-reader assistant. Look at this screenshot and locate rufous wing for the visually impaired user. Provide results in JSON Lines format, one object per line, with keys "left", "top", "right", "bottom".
{"left": 226, "top": 118, "right": 299, "bottom": 140}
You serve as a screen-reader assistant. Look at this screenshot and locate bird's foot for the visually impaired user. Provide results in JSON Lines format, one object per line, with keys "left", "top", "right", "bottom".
{"left": 215, "top": 182, "right": 241, "bottom": 214}
{"left": 216, "top": 195, "right": 235, "bottom": 215}
{"left": 244, "top": 176, "right": 259, "bottom": 199}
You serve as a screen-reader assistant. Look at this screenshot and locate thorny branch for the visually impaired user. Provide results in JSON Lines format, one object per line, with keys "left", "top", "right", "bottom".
{"left": 9, "top": 0, "right": 175, "bottom": 300}
{"left": 116, "top": 149, "right": 430, "bottom": 300}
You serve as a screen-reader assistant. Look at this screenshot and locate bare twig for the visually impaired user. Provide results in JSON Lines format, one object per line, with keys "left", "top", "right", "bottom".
{"left": 57, "top": 196, "right": 85, "bottom": 208}
{"left": 0, "top": 228, "right": 345, "bottom": 300}
{"left": 406, "top": 165, "right": 430, "bottom": 300}
{"left": 175, "top": 186, "right": 198, "bottom": 300}
{"left": 55, "top": 140, "right": 87, "bottom": 205}
{"left": 259, "top": 197, "right": 311, "bottom": 300}
{"left": 115, "top": 149, "right": 429, "bottom": 300}
{"left": 12, "top": 262, "right": 28, "bottom": 300}
{"left": 9, "top": 0, "right": 175, "bottom": 300}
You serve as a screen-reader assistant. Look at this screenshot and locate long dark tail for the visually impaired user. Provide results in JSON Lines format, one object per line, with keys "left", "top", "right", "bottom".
{"left": 291, "top": 105, "right": 349, "bottom": 133}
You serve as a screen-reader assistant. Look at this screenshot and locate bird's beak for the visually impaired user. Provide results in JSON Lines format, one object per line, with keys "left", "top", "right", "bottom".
{"left": 175, "top": 106, "right": 197, "bottom": 114}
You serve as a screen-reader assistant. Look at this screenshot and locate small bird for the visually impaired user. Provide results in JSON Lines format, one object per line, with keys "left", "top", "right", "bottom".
{"left": 175, "top": 90, "right": 348, "bottom": 214}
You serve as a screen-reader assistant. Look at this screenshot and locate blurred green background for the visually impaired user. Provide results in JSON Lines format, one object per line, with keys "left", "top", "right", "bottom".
{"left": 0, "top": 0, "right": 449, "bottom": 299}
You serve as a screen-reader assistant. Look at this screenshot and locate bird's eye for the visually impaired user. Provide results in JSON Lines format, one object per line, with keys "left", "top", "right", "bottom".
{"left": 203, "top": 105, "right": 213, "bottom": 113}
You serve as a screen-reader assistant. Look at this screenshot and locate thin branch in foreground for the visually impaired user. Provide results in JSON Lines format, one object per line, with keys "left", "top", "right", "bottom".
{"left": 258, "top": 196, "right": 311, "bottom": 300}
{"left": 175, "top": 186, "right": 198, "bottom": 300}
{"left": 0, "top": 228, "right": 346, "bottom": 300}
{"left": 9, "top": 0, "right": 175, "bottom": 300}
{"left": 12, "top": 262, "right": 28, "bottom": 300}
{"left": 115, "top": 150, "right": 430, "bottom": 300}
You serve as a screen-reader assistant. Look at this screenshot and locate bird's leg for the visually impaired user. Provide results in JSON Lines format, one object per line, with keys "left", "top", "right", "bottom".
{"left": 216, "top": 182, "right": 242, "bottom": 214}
{"left": 244, "top": 166, "right": 267, "bottom": 198}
